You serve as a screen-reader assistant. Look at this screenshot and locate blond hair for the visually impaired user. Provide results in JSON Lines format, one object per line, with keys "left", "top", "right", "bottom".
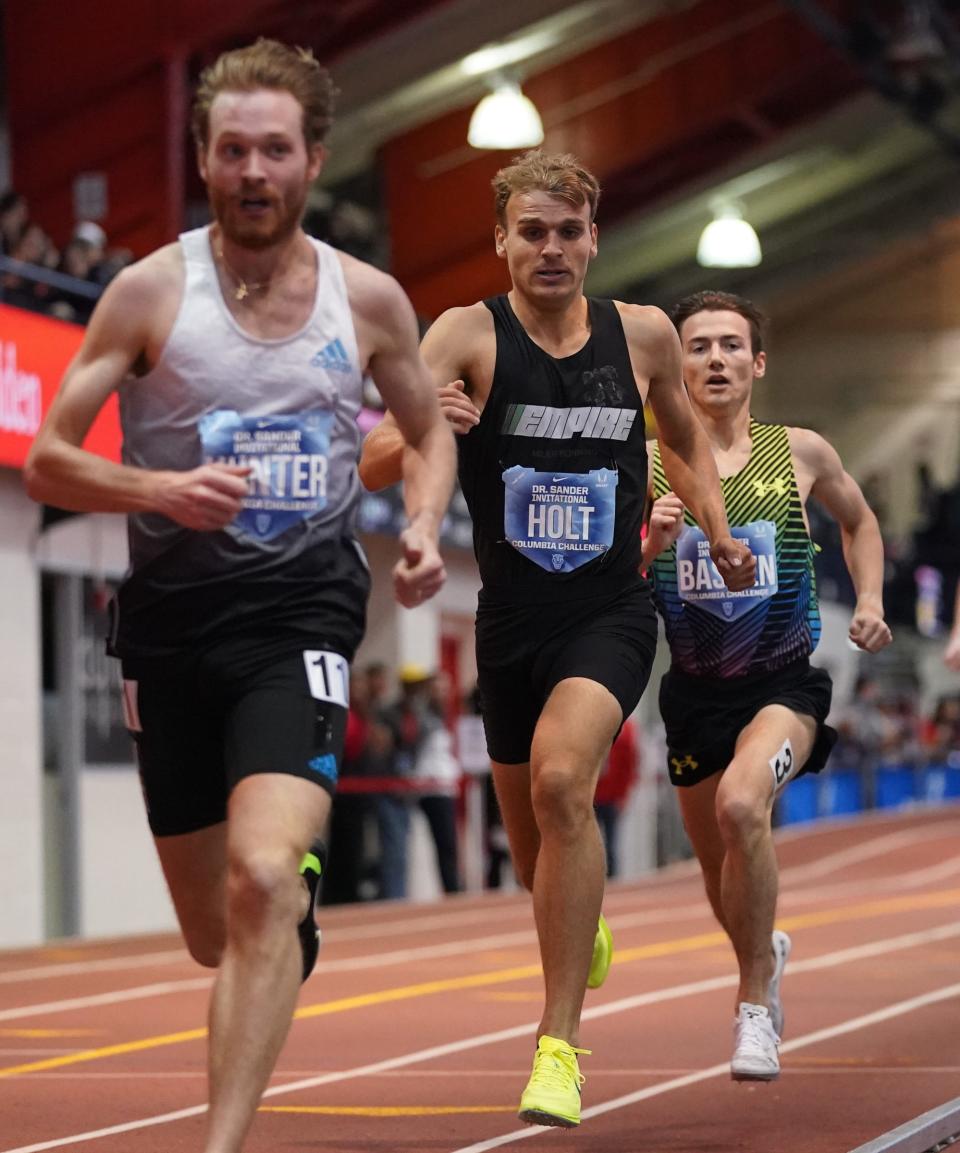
{"left": 191, "top": 38, "right": 337, "bottom": 150}
{"left": 492, "top": 150, "right": 601, "bottom": 225}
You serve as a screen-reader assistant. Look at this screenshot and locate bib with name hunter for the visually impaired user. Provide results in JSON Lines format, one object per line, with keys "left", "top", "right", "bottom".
{"left": 112, "top": 226, "right": 369, "bottom": 661}
{"left": 650, "top": 420, "right": 821, "bottom": 678}
{"left": 457, "top": 294, "right": 647, "bottom": 603}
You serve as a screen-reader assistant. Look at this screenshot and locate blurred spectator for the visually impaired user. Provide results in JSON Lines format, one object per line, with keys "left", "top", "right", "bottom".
{"left": 410, "top": 670, "right": 462, "bottom": 894}
{"left": 594, "top": 716, "right": 639, "bottom": 878}
{"left": 2, "top": 222, "right": 59, "bottom": 311}
{"left": 485, "top": 774, "right": 512, "bottom": 889}
{"left": 0, "top": 190, "right": 28, "bottom": 255}
{"left": 324, "top": 668, "right": 392, "bottom": 905}
{"left": 47, "top": 237, "right": 98, "bottom": 323}
{"left": 377, "top": 663, "right": 464, "bottom": 899}
{"left": 920, "top": 695, "right": 960, "bottom": 765}
{"left": 2, "top": 206, "right": 133, "bottom": 323}
{"left": 364, "top": 661, "right": 389, "bottom": 711}
{"left": 834, "top": 675, "right": 896, "bottom": 770}
{"left": 374, "top": 665, "right": 417, "bottom": 900}
{"left": 72, "top": 220, "right": 107, "bottom": 263}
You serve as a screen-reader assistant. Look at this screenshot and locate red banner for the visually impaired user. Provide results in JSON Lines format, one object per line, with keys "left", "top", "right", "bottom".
{"left": 0, "top": 304, "right": 121, "bottom": 470}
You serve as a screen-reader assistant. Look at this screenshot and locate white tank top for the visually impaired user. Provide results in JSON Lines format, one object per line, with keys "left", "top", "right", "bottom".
{"left": 113, "top": 226, "right": 370, "bottom": 663}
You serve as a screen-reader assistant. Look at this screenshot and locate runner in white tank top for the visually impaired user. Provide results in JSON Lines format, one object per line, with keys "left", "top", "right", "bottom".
{"left": 25, "top": 40, "right": 455, "bottom": 1153}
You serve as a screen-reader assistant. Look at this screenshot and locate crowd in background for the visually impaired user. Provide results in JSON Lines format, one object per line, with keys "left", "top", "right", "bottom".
{"left": 324, "top": 661, "right": 466, "bottom": 905}
{"left": 6, "top": 186, "right": 959, "bottom": 901}
{"left": 833, "top": 675, "right": 960, "bottom": 781}
{"left": 1, "top": 187, "right": 132, "bottom": 323}
{"left": 323, "top": 662, "right": 646, "bottom": 904}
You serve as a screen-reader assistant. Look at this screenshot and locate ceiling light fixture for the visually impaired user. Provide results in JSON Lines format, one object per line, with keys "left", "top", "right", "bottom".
{"left": 467, "top": 79, "right": 544, "bottom": 150}
{"left": 696, "top": 202, "right": 762, "bottom": 268}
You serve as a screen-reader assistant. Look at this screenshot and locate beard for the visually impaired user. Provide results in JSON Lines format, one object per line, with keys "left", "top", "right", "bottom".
{"left": 209, "top": 182, "right": 307, "bottom": 251}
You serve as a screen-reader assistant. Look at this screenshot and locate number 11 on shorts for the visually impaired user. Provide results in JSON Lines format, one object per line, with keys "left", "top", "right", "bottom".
{"left": 303, "top": 650, "right": 350, "bottom": 708}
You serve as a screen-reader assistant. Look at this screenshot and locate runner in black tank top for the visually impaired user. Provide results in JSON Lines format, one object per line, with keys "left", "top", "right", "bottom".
{"left": 358, "top": 150, "right": 753, "bottom": 1130}
{"left": 459, "top": 293, "right": 646, "bottom": 602}
{"left": 461, "top": 292, "right": 656, "bottom": 765}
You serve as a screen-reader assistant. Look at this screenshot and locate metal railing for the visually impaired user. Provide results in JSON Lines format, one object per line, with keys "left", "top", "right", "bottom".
{"left": 0, "top": 254, "right": 103, "bottom": 301}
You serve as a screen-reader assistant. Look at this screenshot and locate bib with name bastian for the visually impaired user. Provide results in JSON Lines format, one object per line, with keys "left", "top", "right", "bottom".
{"left": 675, "top": 519, "right": 777, "bottom": 620}
{"left": 649, "top": 421, "right": 820, "bottom": 678}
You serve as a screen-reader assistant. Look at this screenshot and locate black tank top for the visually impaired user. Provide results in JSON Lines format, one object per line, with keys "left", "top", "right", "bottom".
{"left": 457, "top": 294, "right": 647, "bottom": 603}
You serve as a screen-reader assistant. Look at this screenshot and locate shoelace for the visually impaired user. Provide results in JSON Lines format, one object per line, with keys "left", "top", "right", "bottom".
{"left": 534, "top": 1044, "right": 591, "bottom": 1092}
{"left": 737, "top": 1011, "right": 776, "bottom": 1055}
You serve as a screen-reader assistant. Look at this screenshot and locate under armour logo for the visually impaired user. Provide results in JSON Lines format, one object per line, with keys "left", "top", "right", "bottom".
{"left": 752, "top": 478, "right": 787, "bottom": 498}
{"left": 670, "top": 754, "right": 699, "bottom": 776}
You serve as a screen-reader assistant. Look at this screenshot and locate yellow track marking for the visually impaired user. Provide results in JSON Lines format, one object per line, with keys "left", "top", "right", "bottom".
{"left": 0, "top": 887, "right": 955, "bottom": 1080}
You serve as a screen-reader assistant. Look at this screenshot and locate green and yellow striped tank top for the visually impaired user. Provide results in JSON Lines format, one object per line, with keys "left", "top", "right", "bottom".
{"left": 650, "top": 420, "right": 820, "bottom": 677}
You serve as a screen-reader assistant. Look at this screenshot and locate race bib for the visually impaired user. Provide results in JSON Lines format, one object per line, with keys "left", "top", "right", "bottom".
{"left": 199, "top": 410, "right": 333, "bottom": 541}
{"left": 676, "top": 519, "right": 777, "bottom": 621}
{"left": 302, "top": 649, "right": 350, "bottom": 708}
{"left": 502, "top": 465, "right": 617, "bottom": 574}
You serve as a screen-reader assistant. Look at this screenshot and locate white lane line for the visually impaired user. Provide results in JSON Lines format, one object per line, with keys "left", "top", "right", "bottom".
{"left": 2, "top": 819, "right": 954, "bottom": 988}
{"left": 0, "top": 980, "right": 213, "bottom": 1023}
{"left": 0, "top": 951, "right": 189, "bottom": 986}
{"left": 4, "top": 819, "right": 952, "bottom": 987}
{"left": 782, "top": 864, "right": 960, "bottom": 913}
{"left": 780, "top": 822, "right": 960, "bottom": 883}
{"left": 449, "top": 982, "right": 960, "bottom": 1153}
{"left": 1, "top": 921, "right": 958, "bottom": 1153}
{"left": 4, "top": 863, "right": 958, "bottom": 1023}
{"left": 772, "top": 807, "right": 960, "bottom": 845}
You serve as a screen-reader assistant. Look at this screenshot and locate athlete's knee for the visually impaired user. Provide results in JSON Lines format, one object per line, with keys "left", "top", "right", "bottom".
{"left": 531, "top": 763, "right": 593, "bottom": 837}
{"left": 715, "top": 775, "right": 770, "bottom": 847}
{"left": 226, "top": 847, "right": 302, "bottom": 930}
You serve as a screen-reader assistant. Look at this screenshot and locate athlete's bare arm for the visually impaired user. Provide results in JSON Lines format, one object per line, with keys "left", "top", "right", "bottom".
{"left": 23, "top": 248, "right": 251, "bottom": 530}
{"left": 357, "top": 304, "right": 489, "bottom": 492}
{"left": 790, "top": 426, "right": 892, "bottom": 653}
{"left": 619, "top": 304, "right": 755, "bottom": 590}
{"left": 345, "top": 259, "right": 457, "bottom": 605}
{"left": 640, "top": 453, "right": 685, "bottom": 568}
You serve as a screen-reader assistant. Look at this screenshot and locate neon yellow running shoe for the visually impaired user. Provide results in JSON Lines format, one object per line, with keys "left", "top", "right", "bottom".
{"left": 587, "top": 913, "right": 613, "bottom": 989}
{"left": 518, "top": 1035, "right": 591, "bottom": 1128}
{"left": 297, "top": 845, "right": 325, "bottom": 982}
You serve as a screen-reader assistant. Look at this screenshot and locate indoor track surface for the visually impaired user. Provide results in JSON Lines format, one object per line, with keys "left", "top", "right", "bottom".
{"left": 1, "top": 805, "right": 958, "bottom": 1153}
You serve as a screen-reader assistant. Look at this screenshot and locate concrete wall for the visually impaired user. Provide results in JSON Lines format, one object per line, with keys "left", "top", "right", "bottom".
{"left": 0, "top": 471, "right": 44, "bottom": 946}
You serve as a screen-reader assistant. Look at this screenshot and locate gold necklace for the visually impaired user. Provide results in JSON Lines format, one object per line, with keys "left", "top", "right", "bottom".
{"left": 216, "top": 247, "right": 272, "bottom": 301}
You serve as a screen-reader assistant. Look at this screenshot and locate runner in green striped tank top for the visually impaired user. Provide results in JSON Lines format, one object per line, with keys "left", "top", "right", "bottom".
{"left": 650, "top": 419, "right": 819, "bottom": 679}
{"left": 643, "top": 291, "right": 892, "bottom": 1084}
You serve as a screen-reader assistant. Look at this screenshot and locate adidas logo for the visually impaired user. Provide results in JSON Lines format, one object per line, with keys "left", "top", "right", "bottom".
{"left": 310, "top": 338, "right": 352, "bottom": 373}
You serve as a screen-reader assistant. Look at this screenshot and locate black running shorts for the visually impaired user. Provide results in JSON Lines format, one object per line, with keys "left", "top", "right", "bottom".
{"left": 121, "top": 640, "right": 349, "bottom": 836}
{"left": 659, "top": 657, "right": 837, "bottom": 788}
{"left": 475, "top": 581, "right": 658, "bottom": 765}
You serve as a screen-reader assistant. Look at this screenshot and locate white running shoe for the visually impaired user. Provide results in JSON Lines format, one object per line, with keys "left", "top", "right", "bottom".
{"left": 731, "top": 1002, "right": 780, "bottom": 1082}
{"left": 768, "top": 929, "right": 792, "bottom": 1038}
